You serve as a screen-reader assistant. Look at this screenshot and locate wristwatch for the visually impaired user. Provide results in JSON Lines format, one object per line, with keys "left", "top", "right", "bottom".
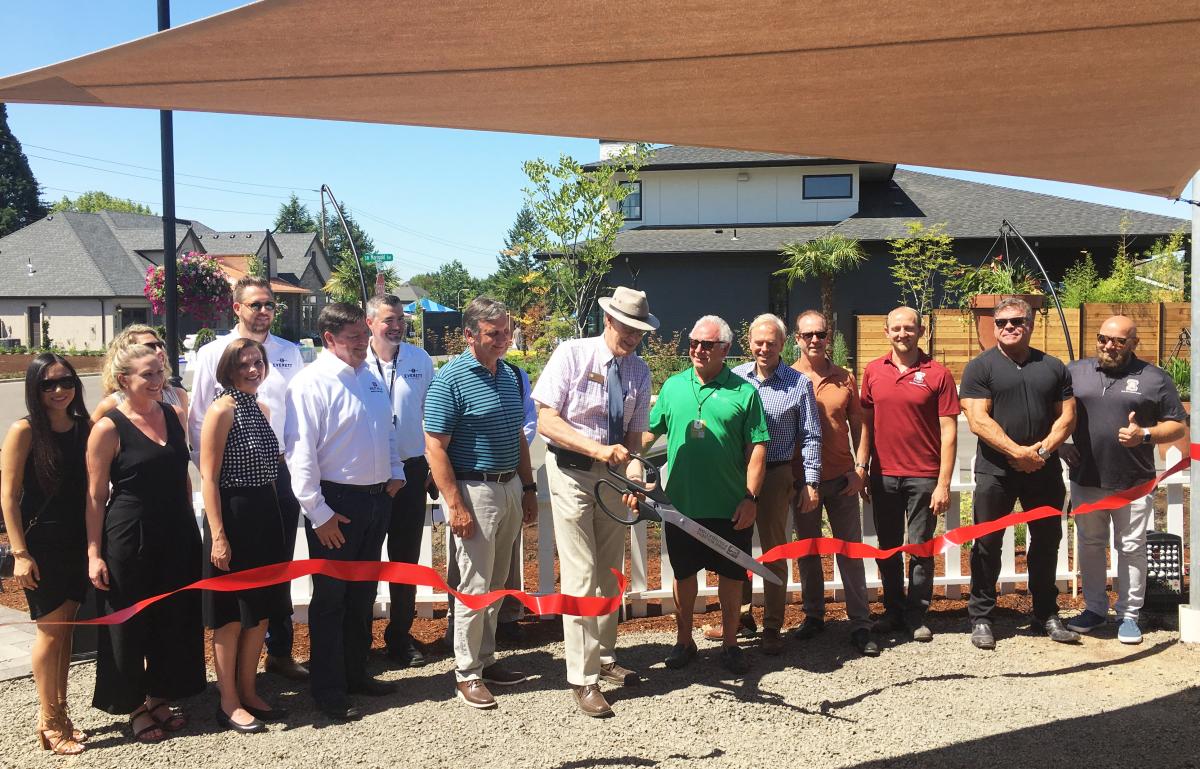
{"left": 1142, "top": 428, "right": 1152, "bottom": 444}
{"left": 522, "top": 482, "right": 538, "bottom": 493}
{"left": 1036, "top": 447, "right": 1051, "bottom": 460}
{"left": 743, "top": 492, "right": 759, "bottom": 503}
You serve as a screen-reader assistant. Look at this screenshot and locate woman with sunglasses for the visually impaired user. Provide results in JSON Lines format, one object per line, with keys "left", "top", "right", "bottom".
{"left": 199, "top": 338, "right": 289, "bottom": 733}
{"left": 91, "top": 324, "right": 189, "bottom": 426}
{"left": 0, "top": 354, "right": 91, "bottom": 754}
{"left": 86, "top": 343, "right": 205, "bottom": 743}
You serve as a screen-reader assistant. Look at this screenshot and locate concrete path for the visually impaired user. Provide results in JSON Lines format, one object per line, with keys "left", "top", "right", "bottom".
{"left": 0, "top": 606, "right": 36, "bottom": 681}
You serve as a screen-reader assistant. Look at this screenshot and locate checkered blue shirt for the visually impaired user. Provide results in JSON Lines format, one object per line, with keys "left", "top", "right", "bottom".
{"left": 732, "top": 360, "right": 822, "bottom": 482}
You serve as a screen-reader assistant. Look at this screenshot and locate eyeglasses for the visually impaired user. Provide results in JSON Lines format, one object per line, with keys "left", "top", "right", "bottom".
{"left": 688, "top": 338, "right": 721, "bottom": 351}
{"left": 1097, "top": 333, "right": 1129, "bottom": 347}
{"left": 143, "top": 340, "right": 166, "bottom": 351}
{"left": 798, "top": 330, "right": 829, "bottom": 341}
{"left": 39, "top": 376, "right": 77, "bottom": 393}
{"left": 246, "top": 301, "right": 277, "bottom": 312}
{"left": 994, "top": 316, "right": 1028, "bottom": 329}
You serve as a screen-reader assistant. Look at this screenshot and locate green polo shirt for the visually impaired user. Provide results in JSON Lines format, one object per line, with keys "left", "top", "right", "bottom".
{"left": 648, "top": 366, "right": 770, "bottom": 520}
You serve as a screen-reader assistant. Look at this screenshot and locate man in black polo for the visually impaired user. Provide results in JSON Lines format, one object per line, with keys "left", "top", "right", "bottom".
{"left": 1062, "top": 315, "right": 1186, "bottom": 644}
{"left": 960, "top": 297, "right": 1078, "bottom": 650}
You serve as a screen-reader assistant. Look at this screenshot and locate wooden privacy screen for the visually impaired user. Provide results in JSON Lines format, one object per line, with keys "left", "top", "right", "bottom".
{"left": 855, "top": 303, "right": 1190, "bottom": 381}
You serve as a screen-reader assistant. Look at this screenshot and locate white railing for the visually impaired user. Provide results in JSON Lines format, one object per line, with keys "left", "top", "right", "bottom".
{"left": 193, "top": 428, "right": 1191, "bottom": 622}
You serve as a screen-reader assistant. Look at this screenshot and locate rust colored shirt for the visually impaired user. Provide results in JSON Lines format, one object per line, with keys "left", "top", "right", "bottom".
{"left": 792, "top": 360, "right": 861, "bottom": 481}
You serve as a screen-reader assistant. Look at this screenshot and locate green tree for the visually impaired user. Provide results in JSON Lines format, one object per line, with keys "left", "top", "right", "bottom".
{"left": 776, "top": 233, "right": 867, "bottom": 323}
{"left": 51, "top": 190, "right": 153, "bottom": 215}
{"left": 274, "top": 193, "right": 317, "bottom": 233}
{"left": 321, "top": 202, "right": 374, "bottom": 265}
{"left": 887, "top": 221, "right": 958, "bottom": 319}
{"left": 412, "top": 260, "right": 481, "bottom": 308}
{"left": 1060, "top": 252, "right": 1099, "bottom": 308}
{"left": 522, "top": 143, "right": 650, "bottom": 337}
{"left": 0, "top": 103, "right": 48, "bottom": 237}
{"left": 245, "top": 252, "right": 266, "bottom": 278}
{"left": 323, "top": 258, "right": 398, "bottom": 304}
{"left": 486, "top": 205, "right": 545, "bottom": 319}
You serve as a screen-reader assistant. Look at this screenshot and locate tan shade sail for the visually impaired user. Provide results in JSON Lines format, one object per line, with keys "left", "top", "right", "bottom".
{"left": 1, "top": 0, "right": 1197, "bottom": 197}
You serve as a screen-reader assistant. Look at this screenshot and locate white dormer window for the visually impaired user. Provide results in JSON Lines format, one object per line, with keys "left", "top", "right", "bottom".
{"left": 803, "top": 174, "right": 853, "bottom": 200}
{"left": 619, "top": 181, "right": 642, "bottom": 221}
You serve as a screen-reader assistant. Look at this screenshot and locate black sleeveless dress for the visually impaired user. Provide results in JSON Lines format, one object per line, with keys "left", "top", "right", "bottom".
{"left": 92, "top": 403, "right": 205, "bottom": 715}
{"left": 19, "top": 421, "right": 89, "bottom": 619}
{"left": 202, "top": 388, "right": 289, "bottom": 629}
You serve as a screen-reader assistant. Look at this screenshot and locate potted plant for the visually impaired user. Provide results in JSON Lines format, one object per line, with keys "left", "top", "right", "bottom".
{"left": 949, "top": 254, "right": 1045, "bottom": 350}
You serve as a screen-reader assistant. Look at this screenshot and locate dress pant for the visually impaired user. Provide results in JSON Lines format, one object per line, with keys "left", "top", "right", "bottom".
{"left": 265, "top": 460, "right": 301, "bottom": 659}
{"left": 384, "top": 457, "right": 431, "bottom": 653}
{"left": 444, "top": 527, "right": 523, "bottom": 642}
{"left": 305, "top": 483, "right": 390, "bottom": 708}
{"left": 546, "top": 452, "right": 626, "bottom": 686}
{"left": 872, "top": 475, "right": 938, "bottom": 625}
{"left": 452, "top": 477, "right": 522, "bottom": 681}
{"left": 1072, "top": 483, "right": 1153, "bottom": 621}
{"left": 738, "top": 463, "right": 796, "bottom": 631}
{"left": 796, "top": 475, "right": 871, "bottom": 629}
{"left": 968, "top": 467, "right": 1066, "bottom": 624}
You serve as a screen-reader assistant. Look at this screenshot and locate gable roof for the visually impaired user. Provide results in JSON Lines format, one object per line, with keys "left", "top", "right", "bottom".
{"left": 0, "top": 212, "right": 152, "bottom": 297}
{"left": 273, "top": 231, "right": 329, "bottom": 281}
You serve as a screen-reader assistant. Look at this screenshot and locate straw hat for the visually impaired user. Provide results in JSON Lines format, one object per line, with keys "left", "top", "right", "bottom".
{"left": 598, "top": 286, "right": 659, "bottom": 331}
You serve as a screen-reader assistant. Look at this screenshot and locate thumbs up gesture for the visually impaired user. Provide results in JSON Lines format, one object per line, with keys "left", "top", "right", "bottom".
{"left": 1117, "top": 411, "right": 1144, "bottom": 448}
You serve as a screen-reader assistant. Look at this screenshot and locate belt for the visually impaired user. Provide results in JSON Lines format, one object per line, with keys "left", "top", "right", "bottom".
{"left": 403, "top": 455, "right": 428, "bottom": 466}
{"left": 766, "top": 459, "right": 792, "bottom": 469}
{"left": 548, "top": 444, "right": 595, "bottom": 469}
{"left": 457, "top": 470, "right": 517, "bottom": 483}
{"left": 320, "top": 480, "right": 387, "bottom": 495}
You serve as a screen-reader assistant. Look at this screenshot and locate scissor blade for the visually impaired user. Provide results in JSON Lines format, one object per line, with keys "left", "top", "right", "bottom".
{"left": 653, "top": 503, "right": 783, "bottom": 586}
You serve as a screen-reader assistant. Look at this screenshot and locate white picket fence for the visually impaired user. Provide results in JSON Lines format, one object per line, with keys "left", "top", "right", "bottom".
{"left": 194, "top": 428, "right": 1191, "bottom": 622}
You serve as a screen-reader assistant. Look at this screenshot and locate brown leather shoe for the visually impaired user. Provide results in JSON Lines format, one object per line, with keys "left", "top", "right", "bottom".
{"left": 455, "top": 680, "right": 497, "bottom": 709}
{"left": 264, "top": 655, "right": 309, "bottom": 681}
{"left": 599, "top": 661, "right": 639, "bottom": 686}
{"left": 572, "top": 684, "right": 613, "bottom": 718}
{"left": 481, "top": 664, "right": 528, "bottom": 686}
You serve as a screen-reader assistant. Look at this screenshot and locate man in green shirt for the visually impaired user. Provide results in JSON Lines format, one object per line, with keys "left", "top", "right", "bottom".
{"left": 639, "top": 314, "right": 769, "bottom": 674}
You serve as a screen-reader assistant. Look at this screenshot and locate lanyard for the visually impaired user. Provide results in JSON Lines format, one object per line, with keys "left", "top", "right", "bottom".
{"left": 374, "top": 353, "right": 398, "bottom": 428}
{"left": 691, "top": 371, "right": 720, "bottom": 420}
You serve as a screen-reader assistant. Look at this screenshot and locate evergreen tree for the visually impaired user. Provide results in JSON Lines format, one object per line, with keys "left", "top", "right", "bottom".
{"left": 273, "top": 193, "right": 317, "bottom": 233}
{"left": 321, "top": 202, "right": 374, "bottom": 265}
{"left": 0, "top": 104, "right": 48, "bottom": 237}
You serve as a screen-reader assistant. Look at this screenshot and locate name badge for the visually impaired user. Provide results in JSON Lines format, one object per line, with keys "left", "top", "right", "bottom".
{"left": 587, "top": 371, "right": 605, "bottom": 384}
{"left": 689, "top": 419, "right": 706, "bottom": 440}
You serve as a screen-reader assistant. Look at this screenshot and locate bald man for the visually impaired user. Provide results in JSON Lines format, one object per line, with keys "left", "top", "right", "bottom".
{"left": 1062, "top": 315, "right": 1186, "bottom": 644}
{"left": 860, "top": 307, "right": 958, "bottom": 643}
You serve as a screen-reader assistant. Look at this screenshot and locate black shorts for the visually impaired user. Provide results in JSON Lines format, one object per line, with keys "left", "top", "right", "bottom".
{"left": 664, "top": 517, "right": 753, "bottom": 582}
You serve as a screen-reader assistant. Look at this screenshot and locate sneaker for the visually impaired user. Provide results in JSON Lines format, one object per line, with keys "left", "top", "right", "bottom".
{"left": 1037, "top": 614, "right": 1081, "bottom": 644}
{"left": 1066, "top": 610, "right": 1107, "bottom": 634}
{"left": 718, "top": 645, "right": 749, "bottom": 675}
{"left": 850, "top": 628, "right": 880, "bottom": 657}
{"left": 790, "top": 616, "right": 825, "bottom": 641}
{"left": 1117, "top": 618, "right": 1142, "bottom": 645}
{"left": 970, "top": 623, "right": 996, "bottom": 650}
{"left": 911, "top": 625, "right": 933, "bottom": 643}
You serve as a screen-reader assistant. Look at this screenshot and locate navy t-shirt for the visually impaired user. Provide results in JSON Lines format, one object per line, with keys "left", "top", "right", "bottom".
{"left": 959, "top": 346, "right": 1073, "bottom": 476}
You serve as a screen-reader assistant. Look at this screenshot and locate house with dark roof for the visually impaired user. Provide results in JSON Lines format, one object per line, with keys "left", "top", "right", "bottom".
{"left": 588, "top": 143, "right": 1188, "bottom": 349}
{"left": 0, "top": 210, "right": 331, "bottom": 349}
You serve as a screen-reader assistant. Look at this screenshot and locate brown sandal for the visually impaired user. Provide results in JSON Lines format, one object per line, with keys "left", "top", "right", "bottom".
{"left": 129, "top": 704, "right": 166, "bottom": 744}
{"left": 57, "top": 701, "right": 88, "bottom": 743}
{"left": 148, "top": 701, "right": 188, "bottom": 732}
{"left": 38, "top": 705, "right": 85, "bottom": 755}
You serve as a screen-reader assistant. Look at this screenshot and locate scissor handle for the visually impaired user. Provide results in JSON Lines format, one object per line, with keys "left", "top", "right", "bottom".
{"left": 594, "top": 478, "right": 661, "bottom": 526}
{"left": 605, "top": 452, "right": 660, "bottom": 496}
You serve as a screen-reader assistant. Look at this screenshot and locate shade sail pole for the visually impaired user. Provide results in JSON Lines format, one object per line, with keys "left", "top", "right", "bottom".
{"left": 158, "top": 0, "right": 180, "bottom": 384}
{"left": 1185, "top": 170, "right": 1200, "bottom": 643}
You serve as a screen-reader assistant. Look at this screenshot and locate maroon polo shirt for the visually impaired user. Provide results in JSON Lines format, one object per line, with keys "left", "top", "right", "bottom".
{"left": 860, "top": 352, "right": 960, "bottom": 478}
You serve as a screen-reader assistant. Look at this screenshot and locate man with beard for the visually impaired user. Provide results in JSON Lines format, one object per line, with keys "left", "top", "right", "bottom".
{"left": 1062, "top": 315, "right": 1186, "bottom": 644}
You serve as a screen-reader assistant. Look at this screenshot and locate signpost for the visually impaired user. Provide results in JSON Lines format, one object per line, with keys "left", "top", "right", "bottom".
{"left": 363, "top": 252, "right": 394, "bottom": 263}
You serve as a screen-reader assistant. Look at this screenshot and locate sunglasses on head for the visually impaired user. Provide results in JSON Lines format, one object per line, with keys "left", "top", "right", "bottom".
{"left": 994, "top": 316, "right": 1027, "bottom": 329}
{"left": 246, "top": 301, "right": 276, "bottom": 312}
{"left": 799, "top": 330, "right": 829, "bottom": 341}
{"left": 688, "top": 338, "right": 721, "bottom": 351}
{"left": 1097, "top": 333, "right": 1129, "bottom": 347}
{"left": 39, "top": 376, "right": 77, "bottom": 393}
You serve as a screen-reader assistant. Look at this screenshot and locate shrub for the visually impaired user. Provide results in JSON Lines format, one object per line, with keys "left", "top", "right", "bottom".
{"left": 194, "top": 327, "right": 217, "bottom": 349}
{"left": 1164, "top": 357, "right": 1190, "bottom": 401}
{"left": 830, "top": 331, "right": 850, "bottom": 368}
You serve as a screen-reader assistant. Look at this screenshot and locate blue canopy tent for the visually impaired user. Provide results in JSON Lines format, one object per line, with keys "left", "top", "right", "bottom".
{"left": 404, "top": 298, "right": 456, "bottom": 314}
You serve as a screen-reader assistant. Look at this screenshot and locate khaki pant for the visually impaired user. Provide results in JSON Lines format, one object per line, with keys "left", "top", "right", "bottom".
{"left": 739, "top": 463, "right": 795, "bottom": 631}
{"left": 452, "top": 477, "right": 523, "bottom": 681}
{"left": 796, "top": 476, "right": 871, "bottom": 630}
{"left": 546, "top": 452, "right": 626, "bottom": 686}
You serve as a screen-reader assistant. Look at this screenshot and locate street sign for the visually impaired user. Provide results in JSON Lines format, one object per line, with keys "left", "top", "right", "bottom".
{"left": 363, "top": 252, "right": 393, "bottom": 263}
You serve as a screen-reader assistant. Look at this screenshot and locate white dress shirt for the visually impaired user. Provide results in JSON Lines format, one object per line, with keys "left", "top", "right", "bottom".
{"left": 189, "top": 329, "right": 303, "bottom": 463}
{"left": 365, "top": 339, "right": 435, "bottom": 460}
{"left": 285, "top": 349, "right": 404, "bottom": 527}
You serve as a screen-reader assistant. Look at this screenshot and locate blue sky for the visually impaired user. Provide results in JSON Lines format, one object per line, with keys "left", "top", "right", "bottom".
{"left": 2, "top": 2, "right": 1193, "bottom": 279}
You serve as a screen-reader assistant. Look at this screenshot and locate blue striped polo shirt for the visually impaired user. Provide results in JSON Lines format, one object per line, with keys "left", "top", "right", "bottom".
{"left": 424, "top": 351, "right": 525, "bottom": 473}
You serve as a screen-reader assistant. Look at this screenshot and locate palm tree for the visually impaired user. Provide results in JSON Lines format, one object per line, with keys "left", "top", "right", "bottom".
{"left": 323, "top": 256, "right": 398, "bottom": 305}
{"left": 774, "top": 234, "right": 866, "bottom": 322}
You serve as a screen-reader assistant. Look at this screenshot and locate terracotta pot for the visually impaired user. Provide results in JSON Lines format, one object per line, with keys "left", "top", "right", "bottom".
{"left": 970, "top": 294, "right": 1045, "bottom": 350}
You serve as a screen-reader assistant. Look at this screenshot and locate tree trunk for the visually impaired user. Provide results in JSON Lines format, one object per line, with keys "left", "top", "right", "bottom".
{"left": 821, "top": 276, "right": 835, "bottom": 325}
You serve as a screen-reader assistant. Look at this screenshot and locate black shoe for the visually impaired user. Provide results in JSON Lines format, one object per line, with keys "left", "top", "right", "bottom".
{"left": 850, "top": 628, "right": 880, "bottom": 657}
{"left": 1035, "top": 614, "right": 1081, "bottom": 644}
{"left": 386, "top": 643, "right": 427, "bottom": 668}
{"left": 496, "top": 620, "right": 525, "bottom": 644}
{"left": 215, "top": 707, "right": 265, "bottom": 734}
{"left": 664, "top": 642, "right": 698, "bottom": 670}
{"left": 347, "top": 678, "right": 397, "bottom": 697}
{"left": 243, "top": 704, "right": 288, "bottom": 722}
{"left": 874, "top": 614, "right": 908, "bottom": 634}
{"left": 970, "top": 623, "right": 996, "bottom": 650}
{"left": 790, "top": 617, "right": 825, "bottom": 641}
{"left": 738, "top": 610, "right": 758, "bottom": 638}
{"left": 316, "top": 702, "right": 362, "bottom": 722}
{"left": 719, "top": 645, "right": 749, "bottom": 675}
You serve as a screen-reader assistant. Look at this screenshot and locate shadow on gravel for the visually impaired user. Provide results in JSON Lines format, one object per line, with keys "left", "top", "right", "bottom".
{"left": 546, "top": 747, "right": 725, "bottom": 769}
{"left": 840, "top": 687, "right": 1200, "bottom": 769}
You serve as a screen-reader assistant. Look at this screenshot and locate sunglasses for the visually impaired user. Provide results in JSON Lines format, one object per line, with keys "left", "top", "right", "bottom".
{"left": 994, "top": 316, "right": 1028, "bottom": 329}
{"left": 143, "top": 340, "right": 166, "bottom": 351}
{"left": 688, "top": 338, "right": 721, "bottom": 351}
{"left": 1097, "top": 333, "right": 1129, "bottom": 347}
{"left": 246, "top": 301, "right": 277, "bottom": 312}
{"left": 798, "top": 330, "right": 829, "bottom": 341}
{"left": 39, "top": 376, "right": 78, "bottom": 393}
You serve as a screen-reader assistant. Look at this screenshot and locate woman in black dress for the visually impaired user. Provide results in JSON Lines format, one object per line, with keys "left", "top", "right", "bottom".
{"left": 0, "top": 354, "right": 90, "bottom": 755}
{"left": 86, "top": 343, "right": 205, "bottom": 743}
{"left": 199, "top": 338, "right": 288, "bottom": 733}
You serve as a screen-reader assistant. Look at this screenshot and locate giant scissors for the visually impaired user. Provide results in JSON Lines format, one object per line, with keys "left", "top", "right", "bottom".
{"left": 594, "top": 454, "right": 782, "bottom": 586}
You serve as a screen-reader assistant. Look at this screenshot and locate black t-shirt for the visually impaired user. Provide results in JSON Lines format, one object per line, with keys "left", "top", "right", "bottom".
{"left": 959, "top": 346, "right": 1074, "bottom": 476}
{"left": 1067, "top": 356, "right": 1187, "bottom": 489}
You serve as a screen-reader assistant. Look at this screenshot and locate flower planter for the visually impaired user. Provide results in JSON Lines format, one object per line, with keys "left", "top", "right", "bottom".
{"left": 970, "top": 293, "right": 1045, "bottom": 350}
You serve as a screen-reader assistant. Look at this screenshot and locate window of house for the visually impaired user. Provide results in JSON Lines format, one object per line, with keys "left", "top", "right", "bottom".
{"left": 619, "top": 181, "right": 642, "bottom": 221}
{"left": 768, "top": 274, "right": 789, "bottom": 324}
{"left": 803, "top": 174, "right": 853, "bottom": 200}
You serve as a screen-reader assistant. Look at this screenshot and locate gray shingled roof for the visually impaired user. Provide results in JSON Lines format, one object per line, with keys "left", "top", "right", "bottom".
{"left": 613, "top": 224, "right": 832, "bottom": 254}
{"left": 0, "top": 212, "right": 140, "bottom": 296}
{"left": 586, "top": 144, "right": 841, "bottom": 171}
{"left": 273, "top": 231, "right": 321, "bottom": 275}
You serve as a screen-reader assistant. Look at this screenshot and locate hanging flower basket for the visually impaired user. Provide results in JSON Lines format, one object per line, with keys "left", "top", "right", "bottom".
{"left": 144, "top": 251, "right": 232, "bottom": 326}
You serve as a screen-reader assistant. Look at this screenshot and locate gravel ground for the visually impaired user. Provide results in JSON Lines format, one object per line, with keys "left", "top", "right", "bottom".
{"left": 3, "top": 611, "right": 1200, "bottom": 769}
